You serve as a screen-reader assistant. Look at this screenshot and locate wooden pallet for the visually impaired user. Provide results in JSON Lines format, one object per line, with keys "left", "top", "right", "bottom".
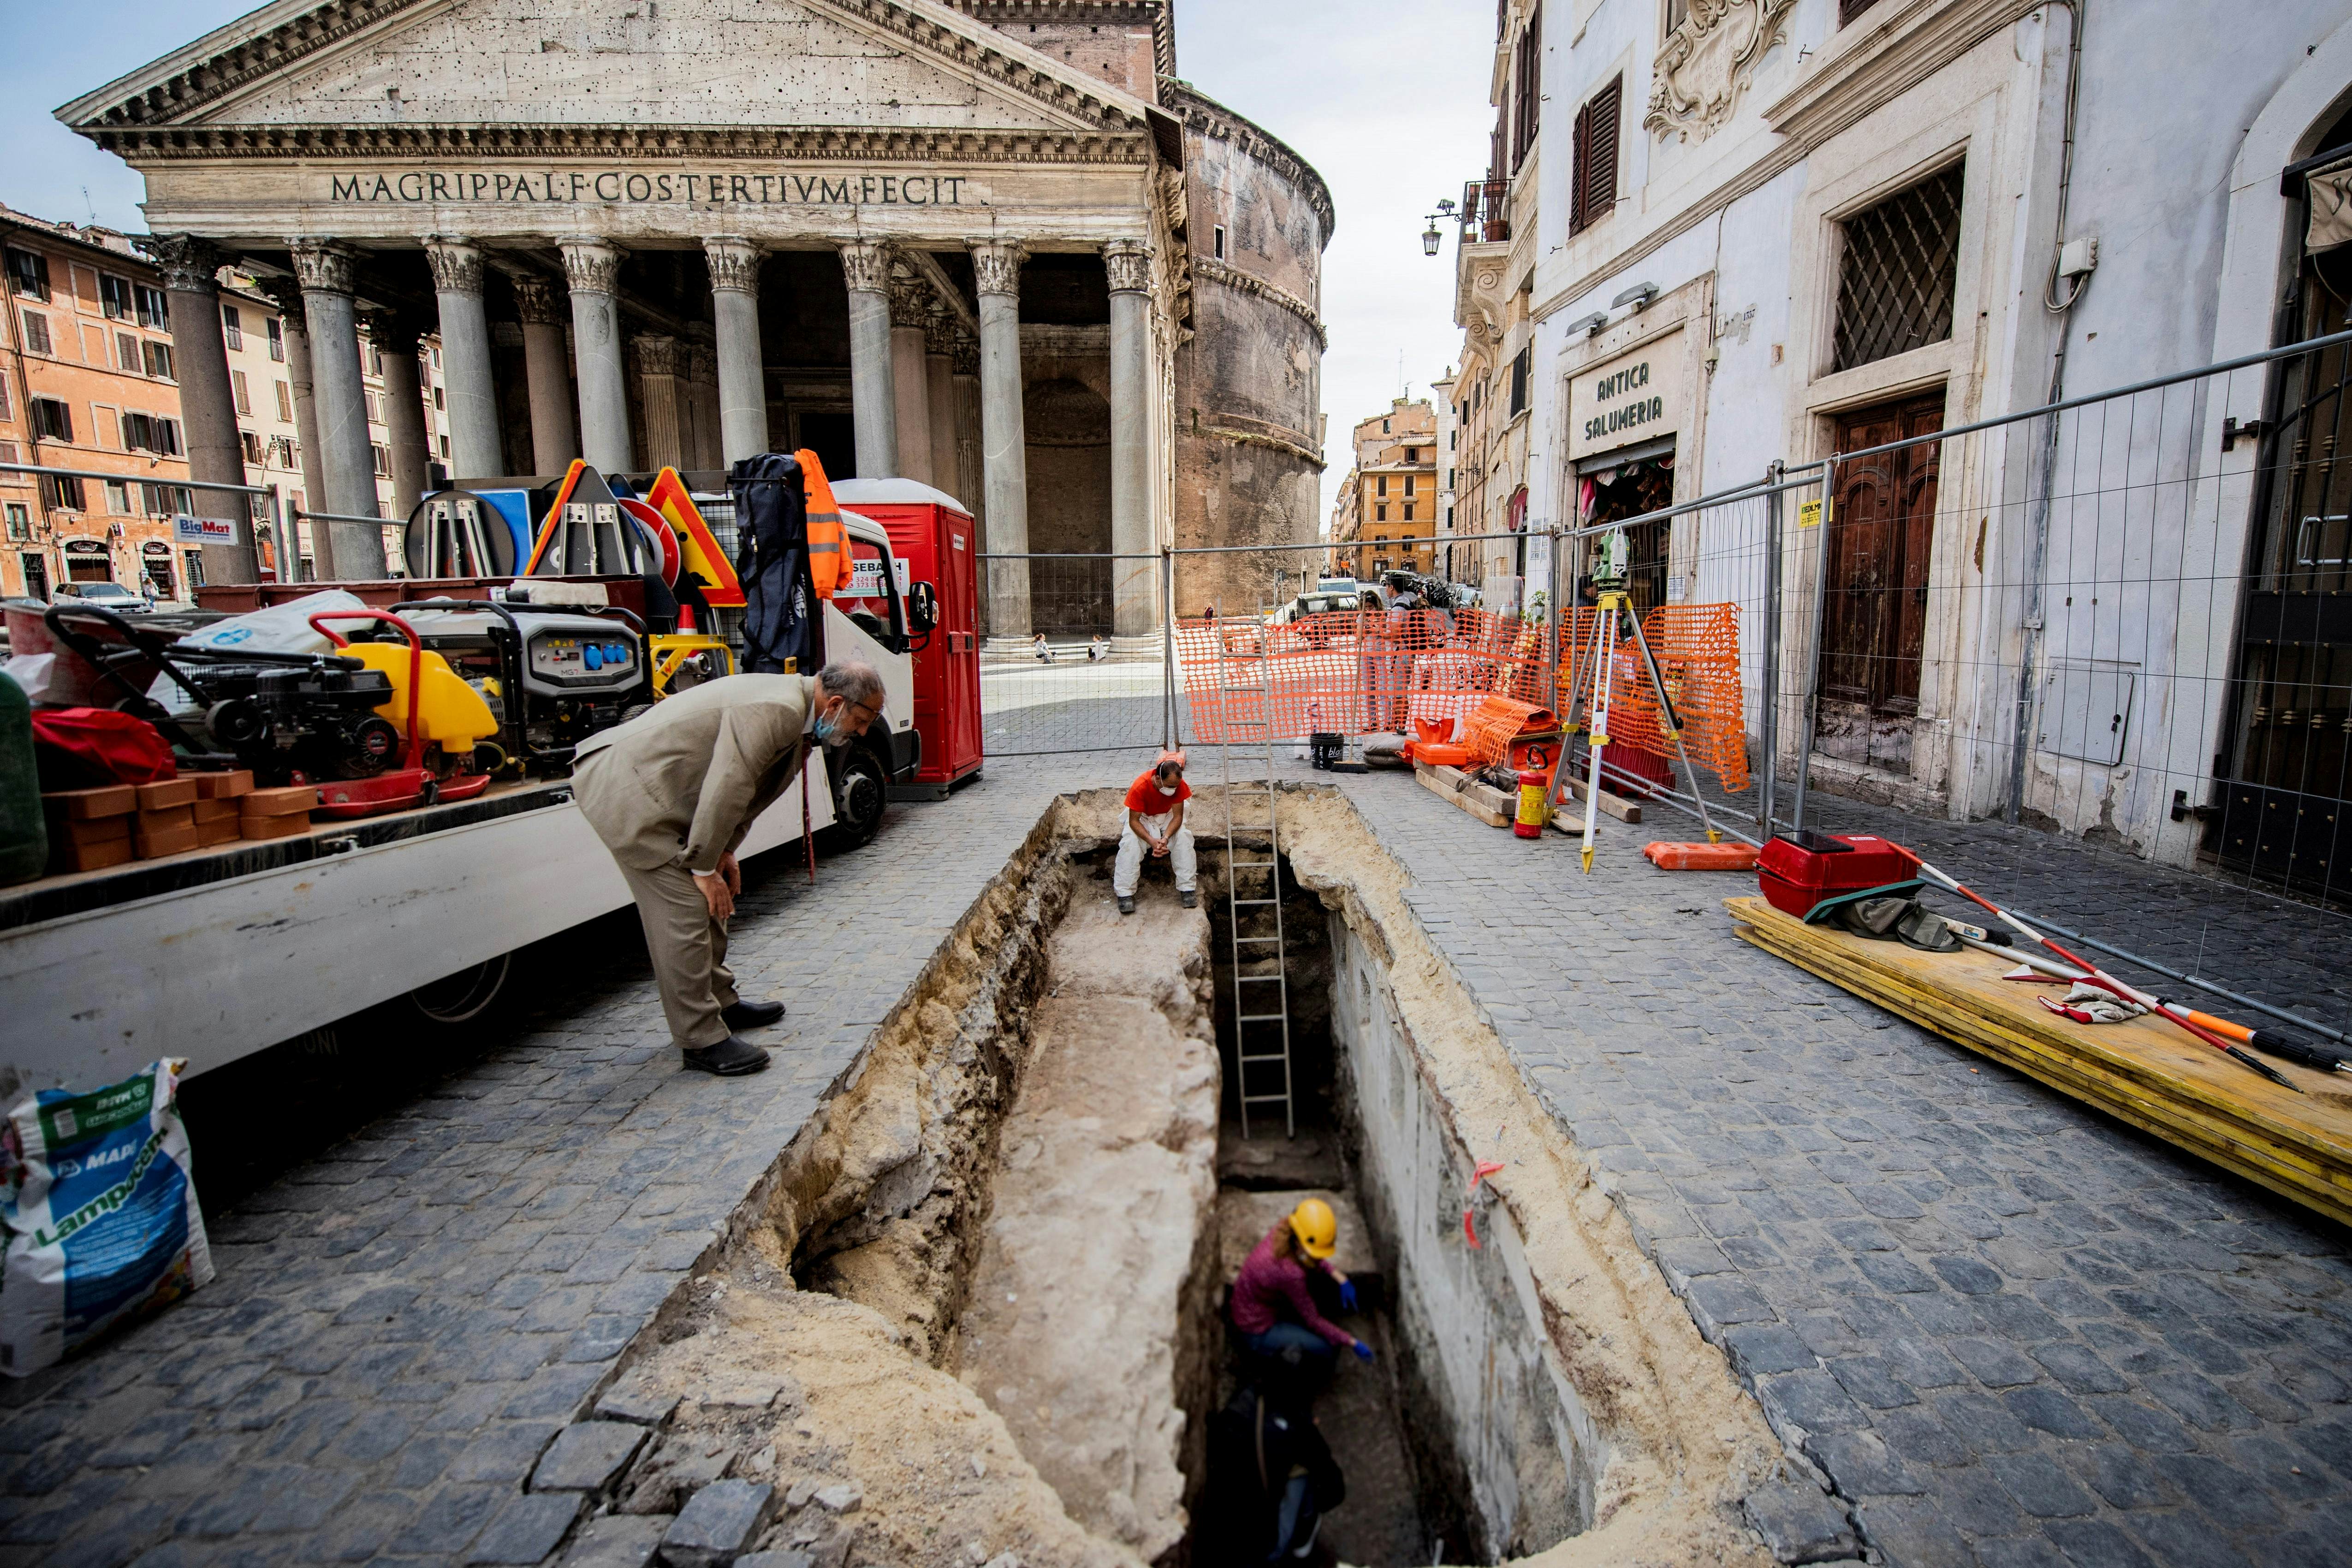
{"left": 1726, "top": 896, "right": 2352, "bottom": 1228}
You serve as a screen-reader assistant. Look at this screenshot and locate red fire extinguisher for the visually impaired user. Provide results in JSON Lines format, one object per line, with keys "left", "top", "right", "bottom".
{"left": 1514, "top": 771, "right": 1548, "bottom": 839}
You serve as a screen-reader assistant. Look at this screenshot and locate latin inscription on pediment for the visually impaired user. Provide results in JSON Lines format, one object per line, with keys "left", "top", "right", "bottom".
{"left": 325, "top": 168, "right": 985, "bottom": 207}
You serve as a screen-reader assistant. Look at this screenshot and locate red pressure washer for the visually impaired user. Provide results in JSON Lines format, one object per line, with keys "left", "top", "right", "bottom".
{"left": 305, "top": 609, "right": 493, "bottom": 820}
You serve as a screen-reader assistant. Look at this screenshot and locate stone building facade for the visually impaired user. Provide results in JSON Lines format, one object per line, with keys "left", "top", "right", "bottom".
{"left": 62, "top": 0, "right": 1329, "bottom": 645}
{"left": 1326, "top": 398, "right": 1435, "bottom": 583}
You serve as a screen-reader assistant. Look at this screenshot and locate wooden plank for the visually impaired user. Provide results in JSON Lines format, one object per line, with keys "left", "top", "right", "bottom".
{"left": 1416, "top": 762, "right": 1513, "bottom": 828}
{"left": 1558, "top": 772, "right": 1642, "bottom": 824}
{"left": 1725, "top": 896, "right": 2352, "bottom": 1228}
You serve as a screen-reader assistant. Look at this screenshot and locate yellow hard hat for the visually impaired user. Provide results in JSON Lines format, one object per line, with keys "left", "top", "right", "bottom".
{"left": 1289, "top": 1198, "right": 1337, "bottom": 1259}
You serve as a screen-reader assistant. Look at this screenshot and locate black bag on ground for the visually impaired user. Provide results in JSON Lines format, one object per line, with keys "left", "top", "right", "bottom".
{"left": 1199, "top": 1384, "right": 1345, "bottom": 1560}
{"left": 730, "top": 453, "right": 814, "bottom": 674}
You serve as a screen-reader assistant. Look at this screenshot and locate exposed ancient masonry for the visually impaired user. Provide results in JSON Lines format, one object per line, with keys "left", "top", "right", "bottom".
{"left": 542, "top": 788, "right": 1840, "bottom": 1565}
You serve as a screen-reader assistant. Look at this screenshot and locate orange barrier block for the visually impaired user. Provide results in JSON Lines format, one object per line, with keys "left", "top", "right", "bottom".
{"left": 1644, "top": 841, "right": 1761, "bottom": 871}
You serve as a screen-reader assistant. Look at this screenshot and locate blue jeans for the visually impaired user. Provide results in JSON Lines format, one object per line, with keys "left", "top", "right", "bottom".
{"left": 1243, "top": 1323, "right": 1336, "bottom": 1369}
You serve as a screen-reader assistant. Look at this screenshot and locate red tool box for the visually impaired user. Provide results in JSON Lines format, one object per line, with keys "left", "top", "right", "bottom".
{"left": 1756, "top": 830, "right": 1920, "bottom": 920}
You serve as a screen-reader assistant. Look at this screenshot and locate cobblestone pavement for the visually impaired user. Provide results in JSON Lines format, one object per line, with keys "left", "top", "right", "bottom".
{"left": 0, "top": 748, "right": 1162, "bottom": 1568}
{"left": 7, "top": 682, "right": 2350, "bottom": 1568}
{"left": 1325, "top": 766, "right": 2352, "bottom": 1568}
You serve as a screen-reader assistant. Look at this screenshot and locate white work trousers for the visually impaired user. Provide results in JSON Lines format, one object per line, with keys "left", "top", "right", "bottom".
{"left": 1115, "top": 813, "right": 1197, "bottom": 896}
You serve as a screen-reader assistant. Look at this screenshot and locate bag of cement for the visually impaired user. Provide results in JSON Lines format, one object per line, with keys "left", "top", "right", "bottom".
{"left": 0, "top": 1059, "right": 213, "bottom": 1375}
{"left": 147, "top": 589, "right": 370, "bottom": 709}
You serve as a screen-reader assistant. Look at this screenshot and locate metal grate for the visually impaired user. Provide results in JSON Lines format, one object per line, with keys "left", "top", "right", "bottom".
{"left": 1832, "top": 162, "right": 1965, "bottom": 373}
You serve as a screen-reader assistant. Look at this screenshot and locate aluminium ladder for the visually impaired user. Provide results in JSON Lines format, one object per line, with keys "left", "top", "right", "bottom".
{"left": 1215, "top": 604, "right": 1295, "bottom": 1139}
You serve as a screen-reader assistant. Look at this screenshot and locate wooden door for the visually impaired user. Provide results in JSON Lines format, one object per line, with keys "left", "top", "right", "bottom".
{"left": 1816, "top": 392, "right": 1942, "bottom": 772}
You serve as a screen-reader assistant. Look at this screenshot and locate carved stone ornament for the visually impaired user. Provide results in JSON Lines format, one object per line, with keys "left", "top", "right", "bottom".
{"left": 1646, "top": 0, "right": 1795, "bottom": 143}
{"left": 838, "top": 240, "right": 889, "bottom": 295}
{"left": 509, "top": 272, "right": 564, "bottom": 327}
{"left": 703, "top": 237, "right": 763, "bottom": 295}
{"left": 255, "top": 275, "right": 305, "bottom": 333}
{"left": 923, "top": 303, "right": 958, "bottom": 356}
{"left": 970, "top": 240, "right": 1026, "bottom": 299}
{"left": 287, "top": 239, "right": 356, "bottom": 296}
{"left": 1103, "top": 238, "right": 1152, "bottom": 295}
{"left": 144, "top": 234, "right": 222, "bottom": 295}
{"left": 360, "top": 310, "right": 420, "bottom": 356}
{"left": 687, "top": 343, "right": 715, "bottom": 384}
{"left": 886, "top": 263, "right": 932, "bottom": 328}
{"left": 422, "top": 235, "right": 482, "bottom": 296}
{"left": 951, "top": 332, "right": 980, "bottom": 375}
{"left": 559, "top": 238, "right": 624, "bottom": 295}
{"left": 636, "top": 334, "right": 679, "bottom": 377}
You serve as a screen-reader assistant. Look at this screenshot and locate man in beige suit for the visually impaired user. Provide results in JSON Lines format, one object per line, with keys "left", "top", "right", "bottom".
{"left": 572, "top": 660, "right": 885, "bottom": 1075}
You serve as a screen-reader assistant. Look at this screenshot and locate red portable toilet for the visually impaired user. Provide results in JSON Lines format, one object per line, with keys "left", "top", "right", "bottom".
{"left": 833, "top": 478, "right": 982, "bottom": 793}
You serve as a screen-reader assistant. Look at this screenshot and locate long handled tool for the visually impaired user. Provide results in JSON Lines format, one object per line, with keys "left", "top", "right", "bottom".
{"left": 1902, "top": 852, "right": 2303, "bottom": 1093}
{"left": 1953, "top": 933, "right": 2351, "bottom": 1075}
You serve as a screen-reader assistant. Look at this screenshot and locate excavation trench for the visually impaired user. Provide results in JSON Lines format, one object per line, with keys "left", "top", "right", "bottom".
{"left": 596, "top": 786, "right": 1799, "bottom": 1566}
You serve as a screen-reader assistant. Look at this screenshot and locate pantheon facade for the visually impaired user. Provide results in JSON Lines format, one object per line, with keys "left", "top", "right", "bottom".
{"left": 61, "top": 0, "right": 1331, "bottom": 638}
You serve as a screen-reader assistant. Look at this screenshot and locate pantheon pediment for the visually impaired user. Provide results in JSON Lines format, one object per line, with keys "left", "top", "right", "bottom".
{"left": 59, "top": 0, "right": 1152, "bottom": 151}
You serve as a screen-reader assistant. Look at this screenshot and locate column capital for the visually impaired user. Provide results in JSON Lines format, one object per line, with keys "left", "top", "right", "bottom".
{"left": 886, "top": 263, "right": 932, "bottom": 329}
{"left": 923, "top": 304, "right": 959, "bottom": 357}
{"left": 635, "top": 333, "right": 680, "bottom": 377}
{"left": 703, "top": 236, "right": 764, "bottom": 295}
{"left": 423, "top": 234, "right": 484, "bottom": 296}
{"left": 559, "top": 237, "right": 625, "bottom": 295}
{"left": 143, "top": 234, "right": 224, "bottom": 295}
{"left": 839, "top": 239, "right": 890, "bottom": 295}
{"left": 287, "top": 239, "right": 358, "bottom": 296}
{"left": 951, "top": 331, "right": 980, "bottom": 376}
{"left": 970, "top": 239, "right": 1026, "bottom": 299}
{"left": 508, "top": 271, "right": 565, "bottom": 326}
{"left": 360, "top": 309, "right": 423, "bottom": 356}
{"left": 1104, "top": 238, "right": 1153, "bottom": 295}
{"left": 687, "top": 341, "right": 715, "bottom": 384}
{"left": 255, "top": 275, "right": 306, "bottom": 333}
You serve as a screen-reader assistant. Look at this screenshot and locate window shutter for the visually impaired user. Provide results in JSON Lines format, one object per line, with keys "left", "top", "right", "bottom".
{"left": 21, "top": 311, "right": 50, "bottom": 357}
{"left": 1570, "top": 99, "right": 1593, "bottom": 235}
{"left": 117, "top": 332, "right": 140, "bottom": 373}
{"left": 275, "top": 380, "right": 292, "bottom": 422}
{"left": 1584, "top": 77, "right": 1621, "bottom": 231}
{"left": 232, "top": 369, "right": 251, "bottom": 416}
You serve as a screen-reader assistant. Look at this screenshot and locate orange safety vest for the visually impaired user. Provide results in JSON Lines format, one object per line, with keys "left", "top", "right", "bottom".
{"left": 797, "top": 448, "right": 844, "bottom": 599}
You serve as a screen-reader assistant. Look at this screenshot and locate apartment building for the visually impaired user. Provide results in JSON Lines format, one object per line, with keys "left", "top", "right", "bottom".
{"left": 1326, "top": 398, "right": 1437, "bottom": 581}
{"left": 0, "top": 208, "right": 202, "bottom": 601}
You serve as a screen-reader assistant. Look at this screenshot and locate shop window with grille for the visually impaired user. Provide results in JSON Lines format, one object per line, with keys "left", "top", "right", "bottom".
{"left": 1833, "top": 161, "right": 1965, "bottom": 373}
{"left": 1569, "top": 76, "right": 1622, "bottom": 236}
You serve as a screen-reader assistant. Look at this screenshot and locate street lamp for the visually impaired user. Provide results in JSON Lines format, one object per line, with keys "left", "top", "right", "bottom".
{"left": 1422, "top": 197, "right": 1457, "bottom": 256}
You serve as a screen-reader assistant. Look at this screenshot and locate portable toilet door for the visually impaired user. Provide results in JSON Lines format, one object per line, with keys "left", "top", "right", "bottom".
{"left": 831, "top": 478, "right": 983, "bottom": 788}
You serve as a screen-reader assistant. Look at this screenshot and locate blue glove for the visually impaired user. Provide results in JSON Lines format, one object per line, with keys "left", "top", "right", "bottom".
{"left": 1352, "top": 1339, "right": 1374, "bottom": 1362}
{"left": 1337, "top": 1280, "right": 1359, "bottom": 1312}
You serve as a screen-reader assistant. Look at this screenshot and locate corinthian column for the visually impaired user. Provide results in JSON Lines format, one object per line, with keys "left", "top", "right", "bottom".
{"left": 290, "top": 238, "right": 386, "bottom": 576}
{"left": 887, "top": 265, "right": 933, "bottom": 487}
{"left": 636, "top": 334, "right": 683, "bottom": 473}
{"left": 925, "top": 307, "right": 958, "bottom": 504}
{"left": 559, "top": 238, "right": 632, "bottom": 476}
{"left": 971, "top": 239, "right": 1028, "bottom": 641}
{"left": 841, "top": 240, "right": 897, "bottom": 478}
{"left": 362, "top": 311, "right": 430, "bottom": 521}
{"left": 509, "top": 271, "right": 576, "bottom": 474}
{"left": 1105, "top": 238, "right": 1156, "bottom": 642}
{"left": 424, "top": 235, "right": 502, "bottom": 482}
{"left": 258, "top": 279, "right": 333, "bottom": 578}
{"left": 704, "top": 237, "right": 769, "bottom": 465}
{"left": 148, "top": 235, "right": 257, "bottom": 584}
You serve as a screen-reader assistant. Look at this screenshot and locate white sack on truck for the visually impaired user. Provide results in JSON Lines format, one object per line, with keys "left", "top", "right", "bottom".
{"left": 148, "top": 588, "right": 371, "bottom": 710}
{"left": 0, "top": 1058, "right": 213, "bottom": 1375}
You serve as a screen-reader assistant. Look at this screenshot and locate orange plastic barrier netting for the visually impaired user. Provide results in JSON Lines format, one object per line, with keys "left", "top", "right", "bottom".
{"left": 1460, "top": 696, "right": 1557, "bottom": 766}
{"left": 1555, "top": 603, "right": 1750, "bottom": 794}
{"left": 1175, "top": 609, "right": 1552, "bottom": 742}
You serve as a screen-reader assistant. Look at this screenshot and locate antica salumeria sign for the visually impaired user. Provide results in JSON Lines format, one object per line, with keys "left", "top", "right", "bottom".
{"left": 1567, "top": 329, "right": 1685, "bottom": 462}
{"left": 326, "top": 169, "right": 982, "bottom": 208}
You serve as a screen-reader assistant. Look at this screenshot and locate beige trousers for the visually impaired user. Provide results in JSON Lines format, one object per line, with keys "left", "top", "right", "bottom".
{"left": 617, "top": 859, "right": 741, "bottom": 1050}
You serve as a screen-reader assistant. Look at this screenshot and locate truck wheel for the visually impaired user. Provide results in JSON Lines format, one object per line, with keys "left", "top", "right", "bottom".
{"left": 412, "top": 952, "right": 511, "bottom": 1026}
{"left": 823, "top": 741, "right": 889, "bottom": 851}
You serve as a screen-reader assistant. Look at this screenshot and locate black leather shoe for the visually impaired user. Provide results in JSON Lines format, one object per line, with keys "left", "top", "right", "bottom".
{"left": 720, "top": 998, "right": 787, "bottom": 1030}
{"left": 681, "top": 1036, "right": 772, "bottom": 1075}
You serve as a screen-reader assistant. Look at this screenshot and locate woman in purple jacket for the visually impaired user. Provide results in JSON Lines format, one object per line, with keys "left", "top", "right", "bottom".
{"left": 1228, "top": 1198, "right": 1372, "bottom": 1375}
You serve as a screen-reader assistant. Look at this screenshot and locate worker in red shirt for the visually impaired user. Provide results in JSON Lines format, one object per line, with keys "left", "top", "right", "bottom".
{"left": 1229, "top": 1198, "right": 1371, "bottom": 1379}
{"left": 1115, "top": 749, "right": 1197, "bottom": 915}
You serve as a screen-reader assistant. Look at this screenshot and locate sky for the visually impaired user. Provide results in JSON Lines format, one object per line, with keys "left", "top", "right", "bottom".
{"left": 0, "top": 0, "right": 1497, "bottom": 521}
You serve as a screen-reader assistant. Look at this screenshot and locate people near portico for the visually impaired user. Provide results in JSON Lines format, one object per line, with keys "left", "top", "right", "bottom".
{"left": 1088, "top": 632, "right": 1111, "bottom": 663}
{"left": 570, "top": 661, "right": 883, "bottom": 1075}
{"left": 1116, "top": 749, "right": 1197, "bottom": 915}
{"left": 1033, "top": 631, "right": 1055, "bottom": 664}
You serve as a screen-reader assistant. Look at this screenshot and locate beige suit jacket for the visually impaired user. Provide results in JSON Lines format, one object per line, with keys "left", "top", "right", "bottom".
{"left": 571, "top": 673, "right": 815, "bottom": 873}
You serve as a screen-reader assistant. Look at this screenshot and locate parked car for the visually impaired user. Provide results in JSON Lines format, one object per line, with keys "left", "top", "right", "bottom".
{"left": 52, "top": 581, "right": 150, "bottom": 614}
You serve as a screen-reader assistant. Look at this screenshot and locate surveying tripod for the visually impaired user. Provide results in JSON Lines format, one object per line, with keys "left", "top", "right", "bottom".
{"left": 1542, "top": 527, "right": 1721, "bottom": 872}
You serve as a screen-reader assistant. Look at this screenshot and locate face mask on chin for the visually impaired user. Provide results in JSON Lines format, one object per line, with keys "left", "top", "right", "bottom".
{"left": 811, "top": 704, "right": 849, "bottom": 747}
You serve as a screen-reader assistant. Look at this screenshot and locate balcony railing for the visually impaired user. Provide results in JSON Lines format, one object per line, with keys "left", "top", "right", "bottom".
{"left": 1458, "top": 178, "right": 1510, "bottom": 243}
